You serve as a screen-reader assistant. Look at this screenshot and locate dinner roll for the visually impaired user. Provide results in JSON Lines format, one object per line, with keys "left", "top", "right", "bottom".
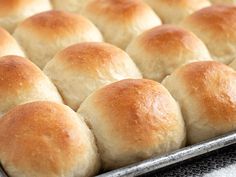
{"left": 144, "top": 0, "right": 211, "bottom": 24}
{"left": 126, "top": 25, "right": 211, "bottom": 82}
{"left": 0, "top": 27, "right": 25, "bottom": 57}
{"left": 0, "top": 101, "right": 100, "bottom": 177}
{"left": 51, "top": 0, "right": 88, "bottom": 13}
{"left": 181, "top": 5, "right": 236, "bottom": 64}
{"left": 0, "top": 55, "right": 62, "bottom": 116}
{"left": 78, "top": 79, "right": 186, "bottom": 170}
{"left": 13, "top": 10, "right": 103, "bottom": 69}
{"left": 162, "top": 61, "right": 236, "bottom": 144}
{"left": 210, "top": 0, "right": 236, "bottom": 4}
{"left": 44, "top": 42, "right": 142, "bottom": 110}
{"left": 0, "top": 0, "right": 52, "bottom": 33}
{"left": 82, "top": 0, "right": 161, "bottom": 49}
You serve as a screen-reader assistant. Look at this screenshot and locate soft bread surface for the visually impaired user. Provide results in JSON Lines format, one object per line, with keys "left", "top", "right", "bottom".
{"left": 0, "top": 101, "right": 100, "bottom": 177}
{"left": 13, "top": 10, "right": 103, "bottom": 68}
{"left": 0, "top": 27, "right": 25, "bottom": 57}
{"left": 51, "top": 0, "right": 88, "bottom": 13}
{"left": 162, "top": 61, "right": 236, "bottom": 144}
{"left": 126, "top": 25, "right": 211, "bottom": 82}
{"left": 0, "top": 55, "right": 62, "bottom": 116}
{"left": 181, "top": 5, "right": 236, "bottom": 64}
{"left": 144, "top": 0, "right": 211, "bottom": 24}
{"left": 0, "top": 0, "right": 52, "bottom": 33}
{"left": 78, "top": 79, "right": 186, "bottom": 170}
{"left": 82, "top": 0, "right": 161, "bottom": 49}
{"left": 44, "top": 42, "right": 142, "bottom": 110}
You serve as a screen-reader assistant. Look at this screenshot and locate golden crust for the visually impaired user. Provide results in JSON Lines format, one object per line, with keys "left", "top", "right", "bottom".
{"left": 18, "top": 10, "right": 96, "bottom": 40}
{"left": 183, "top": 5, "right": 236, "bottom": 34}
{"left": 83, "top": 0, "right": 152, "bottom": 22}
{"left": 0, "top": 101, "right": 100, "bottom": 177}
{"left": 90, "top": 79, "right": 182, "bottom": 148}
{"left": 0, "top": 0, "right": 33, "bottom": 16}
{"left": 139, "top": 25, "right": 205, "bottom": 53}
{"left": 0, "top": 55, "right": 42, "bottom": 96}
{"left": 178, "top": 61, "right": 236, "bottom": 124}
{"left": 55, "top": 42, "right": 132, "bottom": 73}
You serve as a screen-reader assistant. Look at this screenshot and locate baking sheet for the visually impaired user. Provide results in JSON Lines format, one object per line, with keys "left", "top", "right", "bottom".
{"left": 1, "top": 131, "right": 236, "bottom": 177}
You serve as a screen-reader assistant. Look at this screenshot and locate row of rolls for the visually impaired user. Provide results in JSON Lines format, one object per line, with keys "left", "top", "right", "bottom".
{"left": 1, "top": 0, "right": 236, "bottom": 177}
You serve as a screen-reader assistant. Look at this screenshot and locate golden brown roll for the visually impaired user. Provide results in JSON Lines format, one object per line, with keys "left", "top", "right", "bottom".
{"left": 144, "top": 0, "right": 211, "bottom": 24}
{"left": 13, "top": 10, "right": 103, "bottom": 68}
{"left": 181, "top": 5, "right": 236, "bottom": 64}
{"left": 210, "top": 0, "right": 236, "bottom": 4}
{"left": 126, "top": 25, "right": 211, "bottom": 82}
{"left": 162, "top": 61, "right": 236, "bottom": 144}
{"left": 44, "top": 42, "right": 142, "bottom": 110}
{"left": 78, "top": 79, "right": 186, "bottom": 170}
{"left": 0, "top": 27, "right": 25, "bottom": 57}
{"left": 0, "top": 101, "right": 100, "bottom": 177}
{"left": 51, "top": 0, "right": 88, "bottom": 13}
{"left": 0, "top": 55, "right": 62, "bottom": 116}
{"left": 81, "top": 0, "right": 161, "bottom": 49}
{"left": 0, "top": 0, "right": 52, "bottom": 33}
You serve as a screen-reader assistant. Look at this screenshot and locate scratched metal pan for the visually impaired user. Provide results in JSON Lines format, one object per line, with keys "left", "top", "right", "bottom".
{"left": 1, "top": 131, "right": 236, "bottom": 177}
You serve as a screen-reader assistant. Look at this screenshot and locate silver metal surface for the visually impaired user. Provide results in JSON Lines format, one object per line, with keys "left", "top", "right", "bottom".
{"left": 97, "top": 131, "right": 236, "bottom": 177}
{"left": 1, "top": 131, "right": 236, "bottom": 177}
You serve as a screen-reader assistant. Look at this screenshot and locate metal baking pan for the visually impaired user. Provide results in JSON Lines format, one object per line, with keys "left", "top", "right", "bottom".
{"left": 1, "top": 131, "right": 236, "bottom": 177}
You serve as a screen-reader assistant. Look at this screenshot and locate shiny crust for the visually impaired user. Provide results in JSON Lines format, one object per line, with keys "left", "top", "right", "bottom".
{"left": 0, "top": 101, "right": 100, "bottom": 177}
{"left": 78, "top": 79, "right": 185, "bottom": 169}
{"left": 16, "top": 10, "right": 98, "bottom": 40}
{"left": 181, "top": 5, "right": 236, "bottom": 64}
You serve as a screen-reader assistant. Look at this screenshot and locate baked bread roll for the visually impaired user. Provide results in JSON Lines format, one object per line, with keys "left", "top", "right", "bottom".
{"left": 82, "top": 0, "right": 161, "bottom": 49}
{"left": 181, "top": 5, "right": 236, "bottom": 64}
{"left": 144, "top": 0, "right": 211, "bottom": 24}
{"left": 44, "top": 42, "right": 142, "bottom": 110}
{"left": 0, "top": 55, "right": 62, "bottom": 116}
{"left": 0, "top": 27, "right": 25, "bottom": 57}
{"left": 126, "top": 25, "right": 211, "bottom": 82}
{"left": 0, "top": 101, "right": 100, "bottom": 177}
{"left": 13, "top": 10, "right": 103, "bottom": 68}
{"left": 51, "top": 0, "right": 88, "bottom": 13}
{"left": 0, "top": 0, "right": 52, "bottom": 33}
{"left": 78, "top": 79, "right": 186, "bottom": 170}
{"left": 162, "top": 61, "right": 236, "bottom": 144}
{"left": 210, "top": 0, "right": 236, "bottom": 4}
